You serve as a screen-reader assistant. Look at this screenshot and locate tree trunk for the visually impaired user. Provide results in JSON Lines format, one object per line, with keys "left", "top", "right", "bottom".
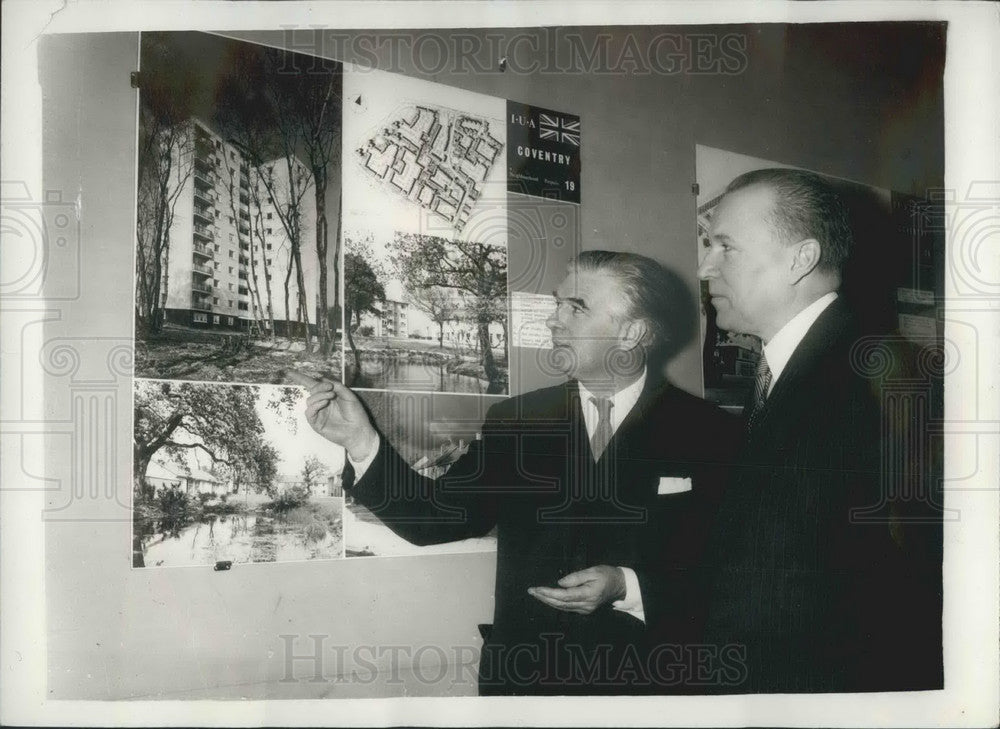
{"left": 478, "top": 320, "right": 502, "bottom": 394}
{"left": 291, "top": 241, "right": 312, "bottom": 354}
{"left": 132, "top": 531, "right": 146, "bottom": 568}
{"left": 134, "top": 444, "right": 155, "bottom": 504}
{"left": 345, "top": 308, "right": 361, "bottom": 384}
{"left": 332, "top": 191, "right": 342, "bottom": 346}
{"left": 283, "top": 260, "right": 292, "bottom": 342}
{"left": 314, "top": 169, "right": 330, "bottom": 356}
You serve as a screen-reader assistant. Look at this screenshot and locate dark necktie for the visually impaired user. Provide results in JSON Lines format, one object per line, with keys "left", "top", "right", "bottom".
{"left": 589, "top": 396, "right": 614, "bottom": 461}
{"left": 746, "top": 351, "right": 772, "bottom": 430}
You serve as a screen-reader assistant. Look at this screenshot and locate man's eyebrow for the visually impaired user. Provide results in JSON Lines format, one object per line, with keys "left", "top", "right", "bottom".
{"left": 553, "top": 292, "right": 588, "bottom": 310}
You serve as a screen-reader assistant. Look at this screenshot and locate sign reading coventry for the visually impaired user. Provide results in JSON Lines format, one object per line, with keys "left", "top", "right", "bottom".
{"left": 507, "top": 101, "right": 581, "bottom": 203}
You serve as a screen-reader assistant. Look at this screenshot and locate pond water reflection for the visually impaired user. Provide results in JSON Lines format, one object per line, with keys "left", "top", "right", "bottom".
{"left": 135, "top": 498, "right": 343, "bottom": 567}
{"left": 346, "top": 356, "right": 488, "bottom": 393}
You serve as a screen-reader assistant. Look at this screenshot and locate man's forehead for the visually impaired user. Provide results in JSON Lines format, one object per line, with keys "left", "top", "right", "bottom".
{"left": 712, "top": 183, "right": 776, "bottom": 229}
{"left": 557, "top": 266, "right": 617, "bottom": 295}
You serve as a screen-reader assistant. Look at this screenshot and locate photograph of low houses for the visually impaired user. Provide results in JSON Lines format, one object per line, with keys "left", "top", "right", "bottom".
{"left": 132, "top": 379, "right": 345, "bottom": 568}
{"left": 133, "top": 32, "right": 343, "bottom": 386}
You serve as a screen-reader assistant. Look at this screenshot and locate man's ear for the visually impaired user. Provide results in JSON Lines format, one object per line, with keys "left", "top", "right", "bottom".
{"left": 789, "top": 238, "right": 822, "bottom": 284}
{"left": 620, "top": 319, "right": 648, "bottom": 350}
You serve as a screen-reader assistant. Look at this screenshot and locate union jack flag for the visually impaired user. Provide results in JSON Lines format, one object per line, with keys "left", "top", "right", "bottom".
{"left": 539, "top": 113, "right": 580, "bottom": 146}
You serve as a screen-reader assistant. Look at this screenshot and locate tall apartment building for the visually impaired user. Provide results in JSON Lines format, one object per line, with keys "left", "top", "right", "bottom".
{"left": 381, "top": 299, "right": 408, "bottom": 338}
{"left": 161, "top": 118, "right": 318, "bottom": 335}
{"left": 358, "top": 298, "right": 408, "bottom": 339}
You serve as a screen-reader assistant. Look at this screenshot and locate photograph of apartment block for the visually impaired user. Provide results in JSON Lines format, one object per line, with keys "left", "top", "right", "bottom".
{"left": 359, "top": 298, "right": 409, "bottom": 338}
{"left": 133, "top": 32, "right": 342, "bottom": 386}
{"left": 162, "top": 118, "right": 317, "bottom": 336}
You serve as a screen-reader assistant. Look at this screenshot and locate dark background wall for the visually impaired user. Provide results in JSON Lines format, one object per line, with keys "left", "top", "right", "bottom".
{"left": 41, "top": 23, "right": 945, "bottom": 698}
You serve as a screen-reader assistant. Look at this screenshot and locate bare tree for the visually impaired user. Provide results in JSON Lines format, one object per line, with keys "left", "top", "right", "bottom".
{"left": 265, "top": 52, "right": 343, "bottom": 356}
{"left": 300, "top": 454, "right": 329, "bottom": 495}
{"left": 408, "top": 286, "right": 459, "bottom": 349}
{"left": 214, "top": 44, "right": 316, "bottom": 352}
{"left": 217, "top": 151, "right": 267, "bottom": 337}
{"left": 257, "top": 158, "right": 314, "bottom": 346}
{"left": 389, "top": 233, "right": 508, "bottom": 393}
{"left": 134, "top": 36, "right": 198, "bottom": 336}
{"left": 343, "top": 234, "right": 387, "bottom": 377}
{"left": 247, "top": 178, "right": 277, "bottom": 341}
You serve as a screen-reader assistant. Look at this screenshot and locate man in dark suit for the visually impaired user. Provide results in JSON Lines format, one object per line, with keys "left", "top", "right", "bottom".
{"left": 697, "top": 168, "right": 942, "bottom": 692}
{"left": 303, "top": 251, "right": 737, "bottom": 695}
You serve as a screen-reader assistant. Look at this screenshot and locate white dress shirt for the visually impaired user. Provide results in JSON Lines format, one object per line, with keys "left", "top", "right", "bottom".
{"left": 348, "top": 370, "right": 651, "bottom": 622}
{"left": 577, "top": 372, "right": 647, "bottom": 443}
{"left": 761, "top": 292, "right": 838, "bottom": 394}
{"left": 576, "top": 373, "right": 648, "bottom": 621}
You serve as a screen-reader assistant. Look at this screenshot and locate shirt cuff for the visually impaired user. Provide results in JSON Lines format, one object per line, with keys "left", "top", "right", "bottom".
{"left": 346, "top": 437, "right": 379, "bottom": 482}
{"left": 611, "top": 566, "right": 645, "bottom": 624}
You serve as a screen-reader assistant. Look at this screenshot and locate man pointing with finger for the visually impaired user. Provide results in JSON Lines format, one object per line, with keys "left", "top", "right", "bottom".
{"left": 303, "top": 250, "right": 736, "bottom": 695}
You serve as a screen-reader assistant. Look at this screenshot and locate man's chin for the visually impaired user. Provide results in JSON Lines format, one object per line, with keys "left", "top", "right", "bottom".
{"left": 547, "top": 344, "right": 577, "bottom": 377}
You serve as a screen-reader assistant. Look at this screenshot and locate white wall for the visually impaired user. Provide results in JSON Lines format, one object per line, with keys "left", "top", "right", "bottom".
{"left": 39, "top": 25, "right": 944, "bottom": 699}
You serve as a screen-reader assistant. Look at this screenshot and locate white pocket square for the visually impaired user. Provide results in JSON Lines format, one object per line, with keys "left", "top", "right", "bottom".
{"left": 657, "top": 476, "right": 692, "bottom": 495}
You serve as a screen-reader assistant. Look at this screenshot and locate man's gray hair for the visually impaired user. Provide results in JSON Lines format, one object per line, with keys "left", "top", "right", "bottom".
{"left": 573, "top": 250, "right": 691, "bottom": 359}
{"left": 725, "top": 168, "right": 854, "bottom": 274}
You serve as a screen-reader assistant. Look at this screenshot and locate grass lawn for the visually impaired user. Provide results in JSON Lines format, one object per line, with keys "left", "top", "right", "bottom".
{"left": 136, "top": 324, "right": 343, "bottom": 385}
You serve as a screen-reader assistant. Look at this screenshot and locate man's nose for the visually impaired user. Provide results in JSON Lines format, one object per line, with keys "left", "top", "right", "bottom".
{"left": 546, "top": 302, "right": 567, "bottom": 331}
{"left": 697, "top": 249, "right": 718, "bottom": 280}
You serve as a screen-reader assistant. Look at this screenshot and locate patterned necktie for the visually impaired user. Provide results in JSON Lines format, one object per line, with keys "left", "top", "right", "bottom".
{"left": 746, "top": 351, "right": 772, "bottom": 430}
{"left": 590, "top": 396, "right": 614, "bottom": 461}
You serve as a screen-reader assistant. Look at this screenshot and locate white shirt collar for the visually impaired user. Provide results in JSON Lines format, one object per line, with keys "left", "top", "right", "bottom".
{"left": 577, "top": 369, "right": 648, "bottom": 438}
{"left": 762, "top": 292, "right": 838, "bottom": 393}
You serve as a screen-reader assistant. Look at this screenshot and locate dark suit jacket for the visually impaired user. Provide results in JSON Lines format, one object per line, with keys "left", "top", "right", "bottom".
{"left": 700, "top": 298, "right": 943, "bottom": 693}
{"left": 346, "top": 377, "right": 738, "bottom": 695}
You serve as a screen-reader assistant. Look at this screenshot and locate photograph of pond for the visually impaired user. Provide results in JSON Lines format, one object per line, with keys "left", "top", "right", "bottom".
{"left": 342, "top": 227, "right": 509, "bottom": 395}
{"left": 345, "top": 390, "right": 502, "bottom": 558}
{"left": 132, "top": 378, "right": 346, "bottom": 568}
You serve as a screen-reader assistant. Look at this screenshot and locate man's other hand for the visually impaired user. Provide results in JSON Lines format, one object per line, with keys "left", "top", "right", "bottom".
{"left": 527, "top": 565, "right": 626, "bottom": 615}
{"left": 302, "top": 378, "right": 378, "bottom": 461}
